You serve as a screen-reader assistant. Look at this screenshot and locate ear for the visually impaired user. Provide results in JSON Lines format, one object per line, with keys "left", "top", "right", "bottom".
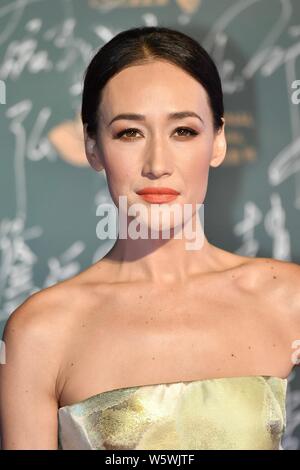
{"left": 83, "top": 123, "right": 104, "bottom": 172}
{"left": 210, "top": 118, "right": 227, "bottom": 168}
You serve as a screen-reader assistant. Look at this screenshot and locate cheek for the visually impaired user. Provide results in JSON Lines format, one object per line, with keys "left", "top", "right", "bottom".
{"left": 181, "top": 144, "right": 212, "bottom": 203}
{"left": 184, "top": 140, "right": 211, "bottom": 178}
{"left": 102, "top": 157, "right": 136, "bottom": 202}
{"left": 186, "top": 154, "right": 209, "bottom": 176}
{"left": 186, "top": 169, "right": 209, "bottom": 203}
{"left": 102, "top": 141, "right": 137, "bottom": 182}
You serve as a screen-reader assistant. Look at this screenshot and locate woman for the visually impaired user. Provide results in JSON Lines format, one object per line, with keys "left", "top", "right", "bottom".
{"left": 0, "top": 26, "right": 299, "bottom": 450}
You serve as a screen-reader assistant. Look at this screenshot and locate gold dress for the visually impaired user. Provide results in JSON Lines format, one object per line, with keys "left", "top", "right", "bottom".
{"left": 57, "top": 375, "right": 287, "bottom": 450}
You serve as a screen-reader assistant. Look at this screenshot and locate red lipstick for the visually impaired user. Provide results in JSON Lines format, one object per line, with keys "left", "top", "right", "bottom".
{"left": 136, "top": 187, "right": 180, "bottom": 203}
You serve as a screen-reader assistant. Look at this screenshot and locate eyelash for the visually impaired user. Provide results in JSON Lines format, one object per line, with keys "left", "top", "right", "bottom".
{"left": 114, "top": 127, "right": 199, "bottom": 140}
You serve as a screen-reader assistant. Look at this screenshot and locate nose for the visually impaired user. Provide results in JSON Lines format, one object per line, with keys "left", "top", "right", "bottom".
{"left": 141, "top": 136, "right": 173, "bottom": 179}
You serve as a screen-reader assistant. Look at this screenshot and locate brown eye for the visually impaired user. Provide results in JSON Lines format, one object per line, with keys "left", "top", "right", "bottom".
{"left": 115, "top": 128, "right": 141, "bottom": 139}
{"left": 174, "top": 127, "right": 198, "bottom": 137}
{"left": 114, "top": 127, "right": 199, "bottom": 140}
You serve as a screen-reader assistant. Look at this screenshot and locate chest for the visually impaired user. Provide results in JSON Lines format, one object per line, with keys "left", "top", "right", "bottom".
{"left": 58, "top": 284, "right": 290, "bottom": 407}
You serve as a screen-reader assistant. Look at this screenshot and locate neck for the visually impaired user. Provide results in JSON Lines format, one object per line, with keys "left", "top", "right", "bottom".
{"left": 103, "top": 211, "right": 225, "bottom": 285}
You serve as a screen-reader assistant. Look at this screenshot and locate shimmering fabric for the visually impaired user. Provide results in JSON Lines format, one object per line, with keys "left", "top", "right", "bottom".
{"left": 57, "top": 375, "right": 287, "bottom": 450}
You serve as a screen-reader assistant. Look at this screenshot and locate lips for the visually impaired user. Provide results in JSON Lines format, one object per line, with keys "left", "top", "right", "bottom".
{"left": 136, "top": 187, "right": 180, "bottom": 195}
{"left": 136, "top": 187, "right": 180, "bottom": 203}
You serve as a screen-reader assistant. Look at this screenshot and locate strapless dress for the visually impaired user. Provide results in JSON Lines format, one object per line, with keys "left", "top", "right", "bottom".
{"left": 57, "top": 375, "right": 287, "bottom": 450}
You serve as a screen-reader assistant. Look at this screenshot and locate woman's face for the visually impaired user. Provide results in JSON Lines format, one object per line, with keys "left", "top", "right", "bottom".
{"left": 84, "top": 60, "right": 226, "bottom": 230}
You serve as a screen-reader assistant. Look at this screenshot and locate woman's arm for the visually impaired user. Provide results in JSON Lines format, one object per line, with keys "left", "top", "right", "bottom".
{"left": 0, "top": 293, "right": 63, "bottom": 449}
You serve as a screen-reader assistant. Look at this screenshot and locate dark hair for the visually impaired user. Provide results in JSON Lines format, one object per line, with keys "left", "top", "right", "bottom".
{"left": 81, "top": 26, "right": 224, "bottom": 138}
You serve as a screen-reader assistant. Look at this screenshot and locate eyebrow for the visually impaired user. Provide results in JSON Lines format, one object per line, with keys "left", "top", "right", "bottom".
{"left": 107, "top": 111, "right": 204, "bottom": 127}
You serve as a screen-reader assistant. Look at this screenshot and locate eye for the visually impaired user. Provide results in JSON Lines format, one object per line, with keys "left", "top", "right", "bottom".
{"left": 115, "top": 128, "right": 141, "bottom": 140}
{"left": 114, "top": 126, "right": 199, "bottom": 140}
{"left": 174, "top": 127, "right": 199, "bottom": 137}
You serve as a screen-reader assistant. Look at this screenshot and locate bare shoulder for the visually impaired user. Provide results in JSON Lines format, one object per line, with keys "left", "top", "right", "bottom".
{"left": 2, "top": 260, "right": 105, "bottom": 334}
{"left": 226, "top": 254, "right": 300, "bottom": 319}
{"left": 250, "top": 256, "right": 300, "bottom": 296}
{"left": 232, "top": 255, "right": 298, "bottom": 291}
{"left": 0, "top": 261, "right": 119, "bottom": 448}
{"left": 239, "top": 256, "right": 300, "bottom": 332}
{"left": 261, "top": 257, "right": 300, "bottom": 332}
{"left": 3, "top": 279, "right": 84, "bottom": 342}
{"left": 0, "top": 277, "right": 95, "bottom": 449}
{"left": 1, "top": 273, "right": 97, "bottom": 396}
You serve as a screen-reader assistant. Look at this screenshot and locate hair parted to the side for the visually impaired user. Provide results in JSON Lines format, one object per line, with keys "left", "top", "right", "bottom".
{"left": 81, "top": 26, "right": 224, "bottom": 138}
